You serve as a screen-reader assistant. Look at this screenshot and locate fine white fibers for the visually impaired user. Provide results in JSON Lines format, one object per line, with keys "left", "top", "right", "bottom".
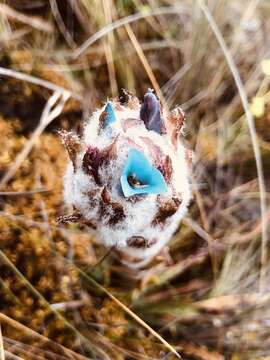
{"left": 62, "top": 93, "right": 192, "bottom": 267}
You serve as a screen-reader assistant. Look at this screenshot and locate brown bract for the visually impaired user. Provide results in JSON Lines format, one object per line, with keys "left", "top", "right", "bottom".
{"left": 157, "top": 155, "right": 173, "bottom": 183}
{"left": 82, "top": 137, "right": 118, "bottom": 185}
{"left": 98, "top": 110, "right": 107, "bottom": 130}
{"left": 119, "top": 89, "right": 140, "bottom": 109}
{"left": 82, "top": 146, "right": 103, "bottom": 185}
{"left": 58, "top": 129, "right": 81, "bottom": 170}
{"left": 127, "top": 236, "right": 157, "bottom": 248}
{"left": 57, "top": 210, "right": 97, "bottom": 229}
{"left": 166, "top": 106, "right": 185, "bottom": 147}
{"left": 100, "top": 187, "right": 125, "bottom": 225}
{"left": 152, "top": 196, "right": 182, "bottom": 226}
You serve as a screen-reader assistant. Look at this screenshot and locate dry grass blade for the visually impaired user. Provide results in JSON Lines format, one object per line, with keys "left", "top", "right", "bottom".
{"left": 0, "top": 189, "right": 51, "bottom": 196}
{"left": 0, "top": 28, "right": 31, "bottom": 43}
{"left": 179, "top": 342, "right": 224, "bottom": 360}
{"left": 102, "top": 0, "right": 118, "bottom": 97}
{"left": 3, "top": 337, "right": 70, "bottom": 360}
{"left": 0, "top": 313, "right": 87, "bottom": 360}
{"left": 0, "top": 67, "right": 81, "bottom": 101}
{"left": 76, "top": 266, "right": 182, "bottom": 359}
{"left": 0, "top": 91, "right": 70, "bottom": 189}
{"left": 125, "top": 24, "right": 166, "bottom": 108}
{"left": 3, "top": 351, "right": 21, "bottom": 360}
{"left": 137, "top": 249, "right": 209, "bottom": 297}
{"left": 0, "top": 211, "right": 59, "bottom": 231}
{"left": 196, "top": 293, "right": 270, "bottom": 317}
{"left": 198, "top": 0, "right": 268, "bottom": 292}
{"left": 49, "top": 0, "right": 76, "bottom": 48}
{"left": 161, "top": 63, "right": 191, "bottom": 107}
{"left": 230, "top": 209, "right": 270, "bottom": 245}
{"left": 72, "top": 5, "right": 189, "bottom": 59}
{"left": 183, "top": 217, "right": 221, "bottom": 280}
{"left": 0, "top": 325, "right": 4, "bottom": 360}
{"left": 0, "top": 4, "right": 53, "bottom": 33}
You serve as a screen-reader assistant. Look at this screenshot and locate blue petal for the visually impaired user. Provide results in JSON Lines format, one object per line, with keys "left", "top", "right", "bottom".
{"left": 104, "top": 102, "right": 116, "bottom": 127}
{"left": 120, "top": 148, "right": 168, "bottom": 197}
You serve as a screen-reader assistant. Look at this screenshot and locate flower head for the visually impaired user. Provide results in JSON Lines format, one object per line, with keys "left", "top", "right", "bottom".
{"left": 60, "top": 90, "right": 192, "bottom": 268}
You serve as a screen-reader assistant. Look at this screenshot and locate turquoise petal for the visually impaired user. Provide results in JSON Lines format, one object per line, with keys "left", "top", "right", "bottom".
{"left": 104, "top": 102, "right": 117, "bottom": 127}
{"left": 121, "top": 148, "right": 168, "bottom": 197}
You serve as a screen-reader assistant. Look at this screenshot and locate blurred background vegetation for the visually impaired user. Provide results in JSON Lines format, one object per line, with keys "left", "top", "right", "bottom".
{"left": 0, "top": 0, "right": 270, "bottom": 359}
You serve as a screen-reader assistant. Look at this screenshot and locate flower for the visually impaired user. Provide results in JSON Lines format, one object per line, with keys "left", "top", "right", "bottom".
{"left": 120, "top": 148, "right": 168, "bottom": 197}
{"left": 60, "top": 90, "right": 191, "bottom": 268}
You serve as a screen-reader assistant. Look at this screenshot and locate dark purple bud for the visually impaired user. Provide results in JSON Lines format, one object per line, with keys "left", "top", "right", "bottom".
{"left": 140, "top": 90, "right": 163, "bottom": 134}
